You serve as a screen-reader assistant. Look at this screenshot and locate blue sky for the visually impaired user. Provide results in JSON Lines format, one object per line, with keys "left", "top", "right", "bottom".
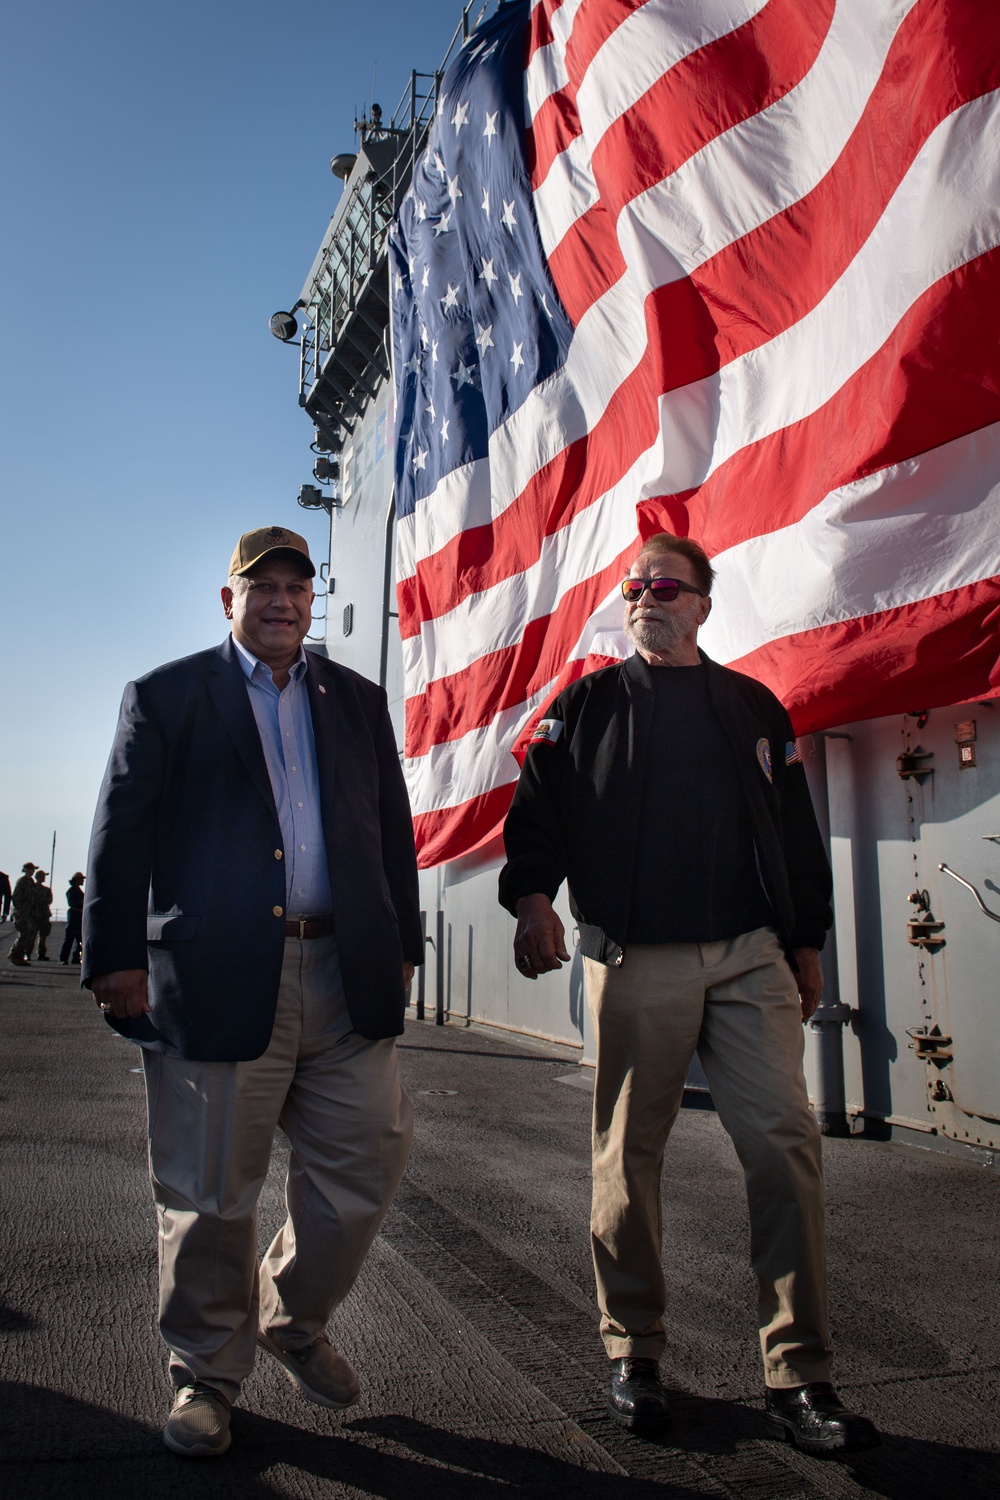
{"left": 0, "top": 0, "right": 475, "bottom": 894}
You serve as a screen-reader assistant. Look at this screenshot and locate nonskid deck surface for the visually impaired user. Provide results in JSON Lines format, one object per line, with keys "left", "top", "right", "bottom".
{"left": 1, "top": 955, "right": 997, "bottom": 1499}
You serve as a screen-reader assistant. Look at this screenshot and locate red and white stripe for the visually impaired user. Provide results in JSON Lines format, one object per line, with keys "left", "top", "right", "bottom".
{"left": 398, "top": 0, "right": 1000, "bottom": 867}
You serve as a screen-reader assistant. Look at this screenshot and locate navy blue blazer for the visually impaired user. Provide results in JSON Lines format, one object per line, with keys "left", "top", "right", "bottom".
{"left": 83, "top": 638, "right": 423, "bottom": 1060}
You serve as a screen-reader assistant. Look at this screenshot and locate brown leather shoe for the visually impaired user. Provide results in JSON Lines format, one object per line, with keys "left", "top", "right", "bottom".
{"left": 257, "top": 1330, "right": 360, "bottom": 1409}
{"left": 765, "top": 1383, "right": 881, "bottom": 1456}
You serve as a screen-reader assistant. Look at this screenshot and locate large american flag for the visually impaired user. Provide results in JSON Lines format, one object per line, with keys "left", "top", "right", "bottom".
{"left": 390, "top": 0, "right": 1000, "bottom": 868}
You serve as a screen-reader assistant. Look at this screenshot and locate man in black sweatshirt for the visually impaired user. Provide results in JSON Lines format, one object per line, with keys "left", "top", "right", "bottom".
{"left": 499, "top": 532, "right": 878, "bottom": 1457}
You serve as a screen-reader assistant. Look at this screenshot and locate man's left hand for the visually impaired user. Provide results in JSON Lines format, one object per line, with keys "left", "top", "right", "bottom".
{"left": 792, "top": 947, "right": 823, "bottom": 1021}
{"left": 403, "top": 961, "right": 414, "bottom": 990}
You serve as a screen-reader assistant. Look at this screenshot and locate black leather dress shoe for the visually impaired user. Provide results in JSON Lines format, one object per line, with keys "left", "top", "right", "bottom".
{"left": 765, "top": 1383, "right": 880, "bottom": 1456}
{"left": 608, "top": 1357, "right": 671, "bottom": 1435}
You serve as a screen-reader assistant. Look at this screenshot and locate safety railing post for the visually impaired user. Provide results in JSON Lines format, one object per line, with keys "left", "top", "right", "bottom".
{"left": 435, "top": 909, "right": 445, "bottom": 1025}
{"left": 416, "top": 910, "right": 426, "bottom": 1020}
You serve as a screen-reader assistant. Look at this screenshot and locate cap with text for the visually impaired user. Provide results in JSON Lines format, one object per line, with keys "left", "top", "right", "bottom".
{"left": 228, "top": 526, "right": 315, "bottom": 579}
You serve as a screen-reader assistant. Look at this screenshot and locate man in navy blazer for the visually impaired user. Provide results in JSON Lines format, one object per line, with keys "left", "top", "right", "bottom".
{"left": 84, "top": 525, "right": 422, "bottom": 1457}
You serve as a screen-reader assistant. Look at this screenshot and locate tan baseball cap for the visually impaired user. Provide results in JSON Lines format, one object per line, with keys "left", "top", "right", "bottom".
{"left": 228, "top": 526, "right": 315, "bottom": 579}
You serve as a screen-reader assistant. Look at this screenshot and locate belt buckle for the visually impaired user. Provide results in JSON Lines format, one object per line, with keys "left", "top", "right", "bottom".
{"left": 298, "top": 916, "right": 308, "bottom": 940}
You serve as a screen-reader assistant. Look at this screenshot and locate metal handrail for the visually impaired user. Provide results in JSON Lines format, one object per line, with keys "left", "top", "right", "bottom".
{"left": 938, "top": 863, "right": 1000, "bottom": 924}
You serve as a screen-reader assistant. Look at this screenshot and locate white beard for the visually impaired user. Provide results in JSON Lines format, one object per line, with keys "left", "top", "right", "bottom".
{"left": 624, "top": 610, "right": 688, "bottom": 654}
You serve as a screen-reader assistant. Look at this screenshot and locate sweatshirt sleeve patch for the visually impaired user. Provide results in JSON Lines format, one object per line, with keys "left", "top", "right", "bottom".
{"left": 530, "top": 718, "right": 564, "bottom": 746}
{"left": 785, "top": 739, "right": 802, "bottom": 767}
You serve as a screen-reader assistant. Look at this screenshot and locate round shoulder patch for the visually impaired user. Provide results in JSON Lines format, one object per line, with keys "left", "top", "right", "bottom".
{"left": 756, "top": 736, "right": 772, "bottom": 782}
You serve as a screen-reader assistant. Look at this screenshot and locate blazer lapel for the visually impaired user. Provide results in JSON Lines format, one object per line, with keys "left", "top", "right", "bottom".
{"left": 206, "top": 639, "right": 276, "bottom": 812}
{"left": 305, "top": 654, "right": 338, "bottom": 851}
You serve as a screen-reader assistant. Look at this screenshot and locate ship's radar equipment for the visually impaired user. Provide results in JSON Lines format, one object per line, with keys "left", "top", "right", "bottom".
{"left": 330, "top": 153, "right": 357, "bottom": 181}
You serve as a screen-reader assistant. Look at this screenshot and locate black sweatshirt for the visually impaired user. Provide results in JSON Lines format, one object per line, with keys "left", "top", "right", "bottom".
{"left": 498, "top": 651, "right": 832, "bottom": 965}
{"left": 626, "top": 658, "right": 774, "bottom": 941}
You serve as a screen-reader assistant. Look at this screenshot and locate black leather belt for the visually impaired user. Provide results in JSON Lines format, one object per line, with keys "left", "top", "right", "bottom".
{"left": 284, "top": 916, "right": 336, "bottom": 940}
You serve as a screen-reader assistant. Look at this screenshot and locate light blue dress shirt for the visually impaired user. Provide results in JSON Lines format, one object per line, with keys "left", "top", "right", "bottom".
{"left": 233, "top": 637, "right": 333, "bottom": 916}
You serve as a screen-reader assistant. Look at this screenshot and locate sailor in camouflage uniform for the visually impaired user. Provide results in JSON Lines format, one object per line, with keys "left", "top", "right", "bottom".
{"left": 33, "top": 870, "right": 53, "bottom": 960}
{"left": 8, "top": 862, "right": 38, "bottom": 966}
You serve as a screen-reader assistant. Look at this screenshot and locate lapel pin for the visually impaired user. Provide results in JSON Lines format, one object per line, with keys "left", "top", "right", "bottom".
{"left": 318, "top": 684, "right": 327, "bottom": 695}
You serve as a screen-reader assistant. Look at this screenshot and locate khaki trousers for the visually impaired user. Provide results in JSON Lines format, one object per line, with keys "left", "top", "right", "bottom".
{"left": 585, "top": 926, "right": 833, "bottom": 1387}
{"left": 141, "top": 936, "right": 413, "bottom": 1400}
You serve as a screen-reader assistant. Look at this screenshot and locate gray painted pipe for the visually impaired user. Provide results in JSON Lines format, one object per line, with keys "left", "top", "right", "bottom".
{"left": 808, "top": 999, "right": 853, "bottom": 1136}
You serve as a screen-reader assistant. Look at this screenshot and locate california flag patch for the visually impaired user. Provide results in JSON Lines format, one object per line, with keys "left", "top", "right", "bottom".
{"left": 531, "top": 718, "right": 564, "bottom": 746}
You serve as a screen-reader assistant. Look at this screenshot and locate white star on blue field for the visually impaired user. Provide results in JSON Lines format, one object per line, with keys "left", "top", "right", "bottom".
{"left": 390, "top": 1, "right": 572, "bottom": 520}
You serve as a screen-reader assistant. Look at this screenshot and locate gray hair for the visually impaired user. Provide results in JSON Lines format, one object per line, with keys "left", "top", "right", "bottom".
{"left": 636, "top": 533, "right": 715, "bottom": 596}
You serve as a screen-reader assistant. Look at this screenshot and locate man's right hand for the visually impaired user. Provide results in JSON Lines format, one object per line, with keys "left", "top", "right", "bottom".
{"left": 91, "top": 969, "right": 150, "bottom": 1018}
{"left": 513, "top": 894, "right": 570, "bottom": 979}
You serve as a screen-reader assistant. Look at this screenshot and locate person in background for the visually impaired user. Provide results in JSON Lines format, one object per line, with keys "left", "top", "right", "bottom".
{"left": 32, "top": 870, "right": 53, "bottom": 960}
{"left": 59, "top": 872, "right": 85, "bottom": 965}
{"left": 0, "top": 870, "right": 11, "bottom": 921}
{"left": 8, "top": 862, "right": 38, "bottom": 966}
